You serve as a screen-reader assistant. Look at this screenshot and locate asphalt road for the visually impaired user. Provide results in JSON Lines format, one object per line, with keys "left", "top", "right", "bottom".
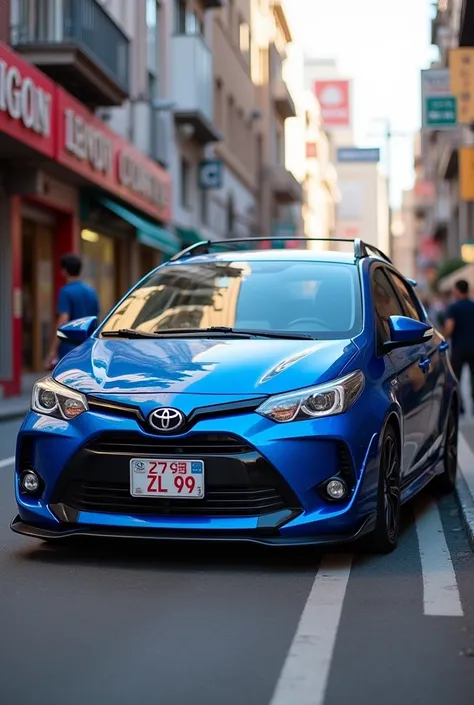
{"left": 1, "top": 418, "right": 474, "bottom": 705}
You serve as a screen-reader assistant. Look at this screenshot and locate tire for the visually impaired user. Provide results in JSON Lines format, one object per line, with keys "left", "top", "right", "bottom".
{"left": 363, "top": 426, "right": 401, "bottom": 555}
{"left": 433, "top": 405, "right": 458, "bottom": 494}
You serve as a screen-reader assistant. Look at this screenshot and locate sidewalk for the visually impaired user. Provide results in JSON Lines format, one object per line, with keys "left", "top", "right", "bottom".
{"left": 0, "top": 373, "right": 39, "bottom": 422}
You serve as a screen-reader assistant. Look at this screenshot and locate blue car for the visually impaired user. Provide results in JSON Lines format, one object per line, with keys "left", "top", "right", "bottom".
{"left": 12, "top": 238, "right": 458, "bottom": 553}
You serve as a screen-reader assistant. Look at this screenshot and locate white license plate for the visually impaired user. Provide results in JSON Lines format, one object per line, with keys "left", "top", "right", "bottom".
{"left": 130, "top": 458, "right": 205, "bottom": 498}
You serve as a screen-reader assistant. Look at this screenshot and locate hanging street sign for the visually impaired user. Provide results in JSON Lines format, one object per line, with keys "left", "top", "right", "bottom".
{"left": 425, "top": 96, "right": 457, "bottom": 128}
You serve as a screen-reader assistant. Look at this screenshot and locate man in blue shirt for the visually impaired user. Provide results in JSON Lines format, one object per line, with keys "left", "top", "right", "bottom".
{"left": 45, "top": 254, "right": 100, "bottom": 369}
{"left": 444, "top": 279, "right": 474, "bottom": 415}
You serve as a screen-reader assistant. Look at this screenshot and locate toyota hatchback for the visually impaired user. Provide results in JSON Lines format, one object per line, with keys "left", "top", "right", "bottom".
{"left": 12, "top": 238, "right": 458, "bottom": 553}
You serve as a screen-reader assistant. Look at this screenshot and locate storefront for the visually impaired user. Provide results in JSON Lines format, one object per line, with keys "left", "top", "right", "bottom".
{"left": 0, "top": 42, "right": 175, "bottom": 396}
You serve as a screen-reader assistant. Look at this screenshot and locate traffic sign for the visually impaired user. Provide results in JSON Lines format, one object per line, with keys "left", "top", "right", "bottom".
{"left": 425, "top": 96, "right": 457, "bottom": 128}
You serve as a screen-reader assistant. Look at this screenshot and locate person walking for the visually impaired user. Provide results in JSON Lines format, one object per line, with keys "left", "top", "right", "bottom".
{"left": 444, "top": 279, "right": 474, "bottom": 415}
{"left": 44, "top": 254, "right": 100, "bottom": 369}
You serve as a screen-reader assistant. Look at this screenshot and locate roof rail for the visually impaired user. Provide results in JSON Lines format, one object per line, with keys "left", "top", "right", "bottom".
{"left": 355, "top": 239, "right": 392, "bottom": 263}
{"left": 169, "top": 236, "right": 391, "bottom": 263}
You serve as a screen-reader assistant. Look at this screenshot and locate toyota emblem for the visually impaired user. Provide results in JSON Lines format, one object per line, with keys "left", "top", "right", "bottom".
{"left": 149, "top": 407, "right": 186, "bottom": 433}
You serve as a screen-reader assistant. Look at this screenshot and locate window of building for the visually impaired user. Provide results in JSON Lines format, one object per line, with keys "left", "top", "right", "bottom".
{"left": 174, "top": 0, "right": 186, "bottom": 33}
{"left": 146, "top": 0, "right": 160, "bottom": 74}
{"left": 214, "top": 78, "right": 223, "bottom": 132}
{"left": 227, "top": 196, "right": 235, "bottom": 236}
{"left": 276, "top": 130, "right": 284, "bottom": 165}
{"left": 200, "top": 188, "right": 209, "bottom": 227}
{"left": 180, "top": 157, "right": 191, "bottom": 209}
{"left": 227, "top": 95, "right": 234, "bottom": 149}
{"left": 185, "top": 10, "right": 204, "bottom": 36}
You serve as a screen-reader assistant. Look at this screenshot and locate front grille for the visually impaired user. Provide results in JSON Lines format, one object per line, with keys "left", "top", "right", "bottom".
{"left": 88, "top": 432, "right": 251, "bottom": 456}
{"left": 60, "top": 481, "right": 287, "bottom": 517}
{"left": 52, "top": 431, "right": 302, "bottom": 518}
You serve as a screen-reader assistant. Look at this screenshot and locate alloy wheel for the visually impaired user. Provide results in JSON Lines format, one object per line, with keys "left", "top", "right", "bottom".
{"left": 381, "top": 434, "right": 401, "bottom": 542}
{"left": 445, "top": 409, "right": 458, "bottom": 484}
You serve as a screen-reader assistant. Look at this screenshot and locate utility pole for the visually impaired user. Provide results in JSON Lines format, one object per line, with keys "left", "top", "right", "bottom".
{"left": 369, "top": 119, "right": 412, "bottom": 258}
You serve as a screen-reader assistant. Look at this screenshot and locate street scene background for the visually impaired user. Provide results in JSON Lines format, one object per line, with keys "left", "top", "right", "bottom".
{"left": 2, "top": 1, "right": 474, "bottom": 704}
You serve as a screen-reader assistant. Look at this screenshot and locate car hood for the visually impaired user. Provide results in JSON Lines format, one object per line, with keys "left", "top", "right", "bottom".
{"left": 53, "top": 337, "right": 358, "bottom": 397}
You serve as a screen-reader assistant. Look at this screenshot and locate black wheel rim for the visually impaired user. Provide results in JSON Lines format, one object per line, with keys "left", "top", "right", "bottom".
{"left": 446, "top": 410, "right": 458, "bottom": 482}
{"left": 382, "top": 435, "right": 400, "bottom": 541}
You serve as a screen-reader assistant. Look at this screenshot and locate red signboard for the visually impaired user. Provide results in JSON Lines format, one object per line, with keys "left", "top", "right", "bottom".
{"left": 314, "top": 80, "right": 351, "bottom": 128}
{"left": 0, "top": 41, "right": 55, "bottom": 158}
{"left": 56, "top": 89, "right": 171, "bottom": 222}
{"left": 419, "top": 235, "right": 442, "bottom": 262}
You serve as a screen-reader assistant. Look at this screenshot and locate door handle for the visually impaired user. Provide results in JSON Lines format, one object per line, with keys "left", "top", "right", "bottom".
{"left": 439, "top": 341, "right": 449, "bottom": 353}
{"left": 418, "top": 358, "right": 431, "bottom": 373}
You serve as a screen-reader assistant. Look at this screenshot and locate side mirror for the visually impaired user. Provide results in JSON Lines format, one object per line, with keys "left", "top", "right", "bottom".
{"left": 57, "top": 316, "right": 98, "bottom": 346}
{"left": 384, "top": 315, "right": 433, "bottom": 352}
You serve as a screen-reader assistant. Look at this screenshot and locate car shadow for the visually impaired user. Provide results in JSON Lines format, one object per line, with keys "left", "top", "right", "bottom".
{"left": 15, "top": 495, "right": 426, "bottom": 576}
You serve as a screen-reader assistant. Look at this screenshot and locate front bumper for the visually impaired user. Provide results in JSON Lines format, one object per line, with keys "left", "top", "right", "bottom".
{"left": 11, "top": 513, "right": 376, "bottom": 546}
{"left": 14, "top": 389, "right": 383, "bottom": 542}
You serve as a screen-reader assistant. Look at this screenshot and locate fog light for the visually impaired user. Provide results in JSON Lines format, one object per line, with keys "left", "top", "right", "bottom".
{"left": 20, "top": 471, "right": 40, "bottom": 494}
{"left": 326, "top": 479, "right": 347, "bottom": 500}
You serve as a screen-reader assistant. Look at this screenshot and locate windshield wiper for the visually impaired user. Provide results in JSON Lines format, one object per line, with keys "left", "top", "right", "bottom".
{"left": 153, "top": 327, "right": 316, "bottom": 340}
{"left": 101, "top": 329, "right": 161, "bottom": 339}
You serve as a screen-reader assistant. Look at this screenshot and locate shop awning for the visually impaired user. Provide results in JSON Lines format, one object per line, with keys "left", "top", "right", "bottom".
{"left": 177, "top": 227, "right": 203, "bottom": 245}
{"left": 99, "top": 197, "right": 181, "bottom": 255}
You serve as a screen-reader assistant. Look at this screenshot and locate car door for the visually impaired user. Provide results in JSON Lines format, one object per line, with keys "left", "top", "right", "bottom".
{"left": 385, "top": 270, "right": 440, "bottom": 458}
{"left": 372, "top": 266, "right": 431, "bottom": 480}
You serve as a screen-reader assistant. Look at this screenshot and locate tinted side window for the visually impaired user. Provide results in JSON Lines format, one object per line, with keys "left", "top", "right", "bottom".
{"left": 386, "top": 271, "right": 422, "bottom": 322}
{"left": 372, "top": 267, "right": 404, "bottom": 341}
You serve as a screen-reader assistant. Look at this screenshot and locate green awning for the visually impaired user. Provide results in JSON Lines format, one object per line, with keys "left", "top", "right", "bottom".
{"left": 99, "top": 197, "right": 181, "bottom": 256}
{"left": 176, "top": 227, "right": 204, "bottom": 246}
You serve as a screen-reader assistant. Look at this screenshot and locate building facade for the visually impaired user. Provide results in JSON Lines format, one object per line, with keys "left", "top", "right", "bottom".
{"left": 422, "top": 0, "right": 474, "bottom": 268}
{"left": 1, "top": 0, "right": 177, "bottom": 396}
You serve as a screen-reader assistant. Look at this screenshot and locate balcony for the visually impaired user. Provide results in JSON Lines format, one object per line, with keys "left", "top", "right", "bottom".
{"left": 273, "top": 78, "right": 296, "bottom": 120}
{"left": 269, "top": 164, "right": 303, "bottom": 204}
{"left": 11, "top": 0, "right": 129, "bottom": 107}
{"left": 171, "top": 34, "right": 220, "bottom": 144}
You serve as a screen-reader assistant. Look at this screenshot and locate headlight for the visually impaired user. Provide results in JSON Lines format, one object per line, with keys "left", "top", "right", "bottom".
{"left": 256, "top": 370, "right": 365, "bottom": 423}
{"left": 31, "top": 377, "right": 88, "bottom": 420}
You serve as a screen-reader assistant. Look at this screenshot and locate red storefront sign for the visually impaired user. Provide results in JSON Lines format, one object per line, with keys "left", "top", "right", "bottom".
{"left": 56, "top": 89, "right": 171, "bottom": 222}
{"left": 314, "top": 80, "right": 351, "bottom": 128}
{"left": 0, "top": 41, "right": 55, "bottom": 158}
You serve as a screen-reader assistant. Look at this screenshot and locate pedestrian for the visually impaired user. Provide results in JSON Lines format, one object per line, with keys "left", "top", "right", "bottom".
{"left": 443, "top": 279, "right": 474, "bottom": 415}
{"left": 44, "top": 253, "right": 100, "bottom": 370}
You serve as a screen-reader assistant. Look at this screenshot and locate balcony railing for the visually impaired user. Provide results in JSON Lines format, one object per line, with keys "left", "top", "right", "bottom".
{"left": 12, "top": 0, "right": 129, "bottom": 105}
{"left": 171, "top": 33, "right": 219, "bottom": 144}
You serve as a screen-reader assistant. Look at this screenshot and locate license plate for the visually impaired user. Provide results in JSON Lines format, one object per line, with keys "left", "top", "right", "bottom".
{"left": 130, "top": 458, "right": 205, "bottom": 498}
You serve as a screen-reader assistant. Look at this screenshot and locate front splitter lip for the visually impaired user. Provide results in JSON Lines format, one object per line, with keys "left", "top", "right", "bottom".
{"left": 10, "top": 514, "right": 376, "bottom": 547}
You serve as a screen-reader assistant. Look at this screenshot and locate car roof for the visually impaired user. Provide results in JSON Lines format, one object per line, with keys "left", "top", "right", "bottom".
{"left": 165, "top": 248, "right": 365, "bottom": 267}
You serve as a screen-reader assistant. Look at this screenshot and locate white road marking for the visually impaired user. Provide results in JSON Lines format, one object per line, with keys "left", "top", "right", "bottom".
{"left": 415, "top": 498, "right": 463, "bottom": 617}
{"left": 0, "top": 456, "right": 14, "bottom": 469}
{"left": 269, "top": 554, "right": 352, "bottom": 705}
{"left": 458, "top": 431, "right": 474, "bottom": 503}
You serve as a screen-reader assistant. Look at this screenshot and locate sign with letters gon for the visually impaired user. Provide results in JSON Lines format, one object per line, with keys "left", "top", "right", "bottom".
{"left": 0, "top": 41, "right": 55, "bottom": 158}
{"left": 56, "top": 89, "right": 172, "bottom": 223}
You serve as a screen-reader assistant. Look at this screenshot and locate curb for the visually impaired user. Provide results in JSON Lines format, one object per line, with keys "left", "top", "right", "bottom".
{"left": 455, "top": 470, "right": 474, "bottom": 552}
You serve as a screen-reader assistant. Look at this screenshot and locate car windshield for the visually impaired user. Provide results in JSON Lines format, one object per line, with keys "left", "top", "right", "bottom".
{"left": 100, "top": 259, "right": 363, "bottom": 340}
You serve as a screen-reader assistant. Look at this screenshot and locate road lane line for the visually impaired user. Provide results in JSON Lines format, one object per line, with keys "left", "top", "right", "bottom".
{"left": 0, "top": 456, "right": 14, "bottom": 469}
{"left": 269, "top": 554, "right": 352, "bottom": 705}
{"left": 415, "top": 498, "right": 463, "bottom": 617}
